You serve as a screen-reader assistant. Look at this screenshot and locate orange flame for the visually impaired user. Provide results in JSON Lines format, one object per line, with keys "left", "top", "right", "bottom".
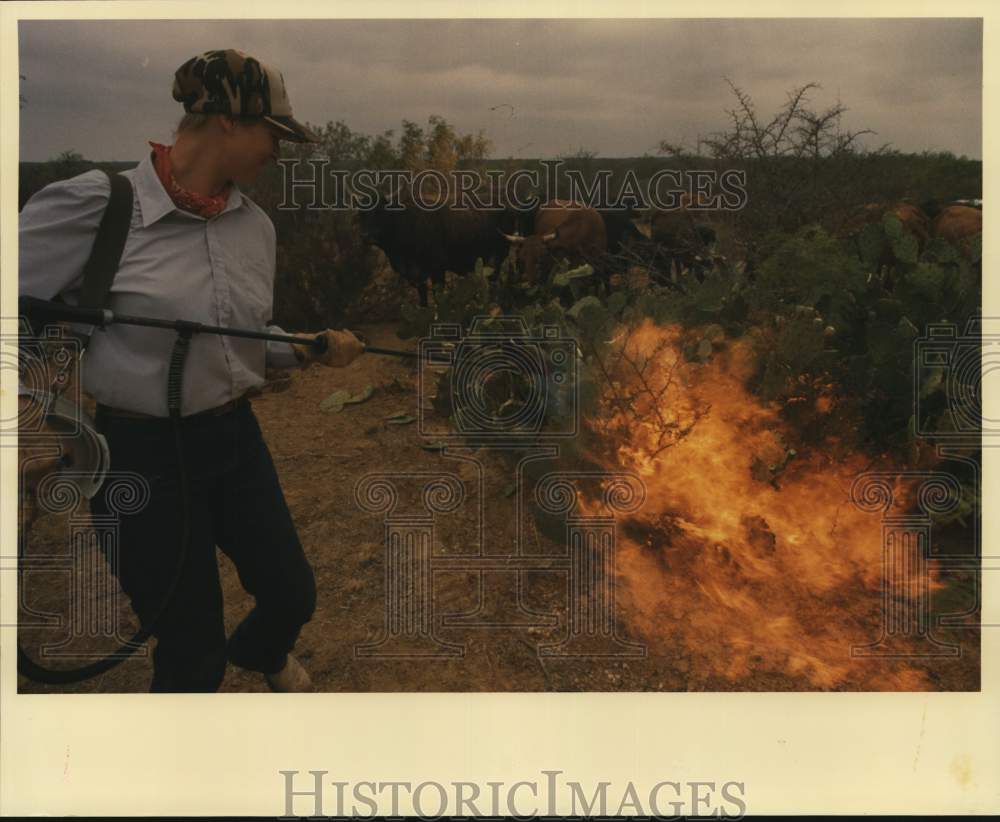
{"left": 582, "top": 319, "right": 943, "bottom": 690}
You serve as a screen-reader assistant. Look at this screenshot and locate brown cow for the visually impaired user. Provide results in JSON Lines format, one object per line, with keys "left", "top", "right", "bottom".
{"left": 501, "top": 199, "right": 607, "bottom": 284}
{"left": 837, "top": 201, "right": 931, "bottom": 275}
{"left": 633, "top": 192, "right": 717, "bottom": 275}
{"left": 840, "top": 201, "right": 930, "bottom": 248}
{"left": 891, "top": 202, "right": 932, "bottom": 251}
{"left": 932, "top": 205, "right": 982, "bottom": 259}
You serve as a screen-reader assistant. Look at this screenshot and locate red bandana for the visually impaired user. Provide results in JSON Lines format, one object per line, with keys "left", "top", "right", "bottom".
{"left": 149, "top": 141, "right": 232, "bottom": 219}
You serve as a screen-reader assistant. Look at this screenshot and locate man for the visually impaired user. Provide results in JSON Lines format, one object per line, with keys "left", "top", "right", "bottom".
{"left": 18, "top": 49, "right": 360, "bottom": 692}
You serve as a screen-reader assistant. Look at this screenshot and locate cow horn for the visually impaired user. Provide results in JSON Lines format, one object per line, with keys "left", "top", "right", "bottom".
{"left": 632, "top": 219, "right": 653, "bottom": 240}
{"left": 542, "top": 230, "right": 558, "bottom": 243}
{"left": 499, "top": 229, "right": 525, "bottom": 244}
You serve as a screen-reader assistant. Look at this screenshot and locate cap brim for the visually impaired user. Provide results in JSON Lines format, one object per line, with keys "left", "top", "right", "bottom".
{"left": 264, "top": 115, "right": 320, "bottom": 143}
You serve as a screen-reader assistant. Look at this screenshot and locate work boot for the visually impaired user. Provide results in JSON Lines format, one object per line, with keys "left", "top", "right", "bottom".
{"left": 265, "top": 654, "right": 314, "bottom": 692}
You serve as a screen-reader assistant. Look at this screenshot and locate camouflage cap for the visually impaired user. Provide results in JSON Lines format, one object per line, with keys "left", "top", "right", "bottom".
{"left": 172, "top": 49, "right": 319, "bottom": 143}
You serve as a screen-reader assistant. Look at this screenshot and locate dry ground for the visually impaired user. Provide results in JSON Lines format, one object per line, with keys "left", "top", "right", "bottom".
{"left": 16, "top": 323, "right": 980, "bottom": 693}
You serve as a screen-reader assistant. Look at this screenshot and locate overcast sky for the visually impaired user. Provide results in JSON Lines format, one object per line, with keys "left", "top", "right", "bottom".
{"left": 18, "top": 18, "right": 982, "bottom": 162}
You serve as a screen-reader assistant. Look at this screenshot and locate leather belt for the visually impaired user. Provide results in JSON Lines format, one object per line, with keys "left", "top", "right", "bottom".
{"left": 97, "top": 395, "right": 248, "bottom": 420}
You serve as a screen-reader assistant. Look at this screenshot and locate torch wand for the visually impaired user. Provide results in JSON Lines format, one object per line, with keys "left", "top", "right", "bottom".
{"left": 19, "top": 296, "right": 420, "bottom": 359}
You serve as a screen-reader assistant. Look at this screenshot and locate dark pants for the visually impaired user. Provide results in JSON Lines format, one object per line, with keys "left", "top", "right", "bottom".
{"left": 91, "top": 399, "right": 316, "bottom": 692}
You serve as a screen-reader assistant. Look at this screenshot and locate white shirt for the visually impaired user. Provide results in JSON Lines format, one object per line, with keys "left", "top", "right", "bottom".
{"left": 19, "top": 151, "right": 301, "bottom": 417}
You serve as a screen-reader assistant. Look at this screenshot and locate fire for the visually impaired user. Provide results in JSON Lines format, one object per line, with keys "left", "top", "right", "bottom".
{"left": 581, "top": 319, "right": 941, "bottom": 690}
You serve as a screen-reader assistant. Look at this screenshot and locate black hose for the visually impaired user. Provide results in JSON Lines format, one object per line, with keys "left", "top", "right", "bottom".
{"left": 17, "top": 332, "right": 194, "bottom": 685}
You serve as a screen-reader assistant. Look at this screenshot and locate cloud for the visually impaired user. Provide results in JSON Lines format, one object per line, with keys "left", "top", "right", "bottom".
{"left": 18, "top": 17, "right": 982, "bottom": 161}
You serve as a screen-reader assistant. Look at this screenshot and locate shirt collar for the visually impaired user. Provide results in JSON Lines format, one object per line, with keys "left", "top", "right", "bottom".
{"left": 133, "top": 150, "right": 246, "bottom": 227}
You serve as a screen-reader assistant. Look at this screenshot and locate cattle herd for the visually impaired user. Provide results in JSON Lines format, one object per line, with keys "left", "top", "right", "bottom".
{"left": 837, "top": 199, "right": 982, "bottom": 266}
{"left": 354, "top": 188, "right": 982, "bottom": 307}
